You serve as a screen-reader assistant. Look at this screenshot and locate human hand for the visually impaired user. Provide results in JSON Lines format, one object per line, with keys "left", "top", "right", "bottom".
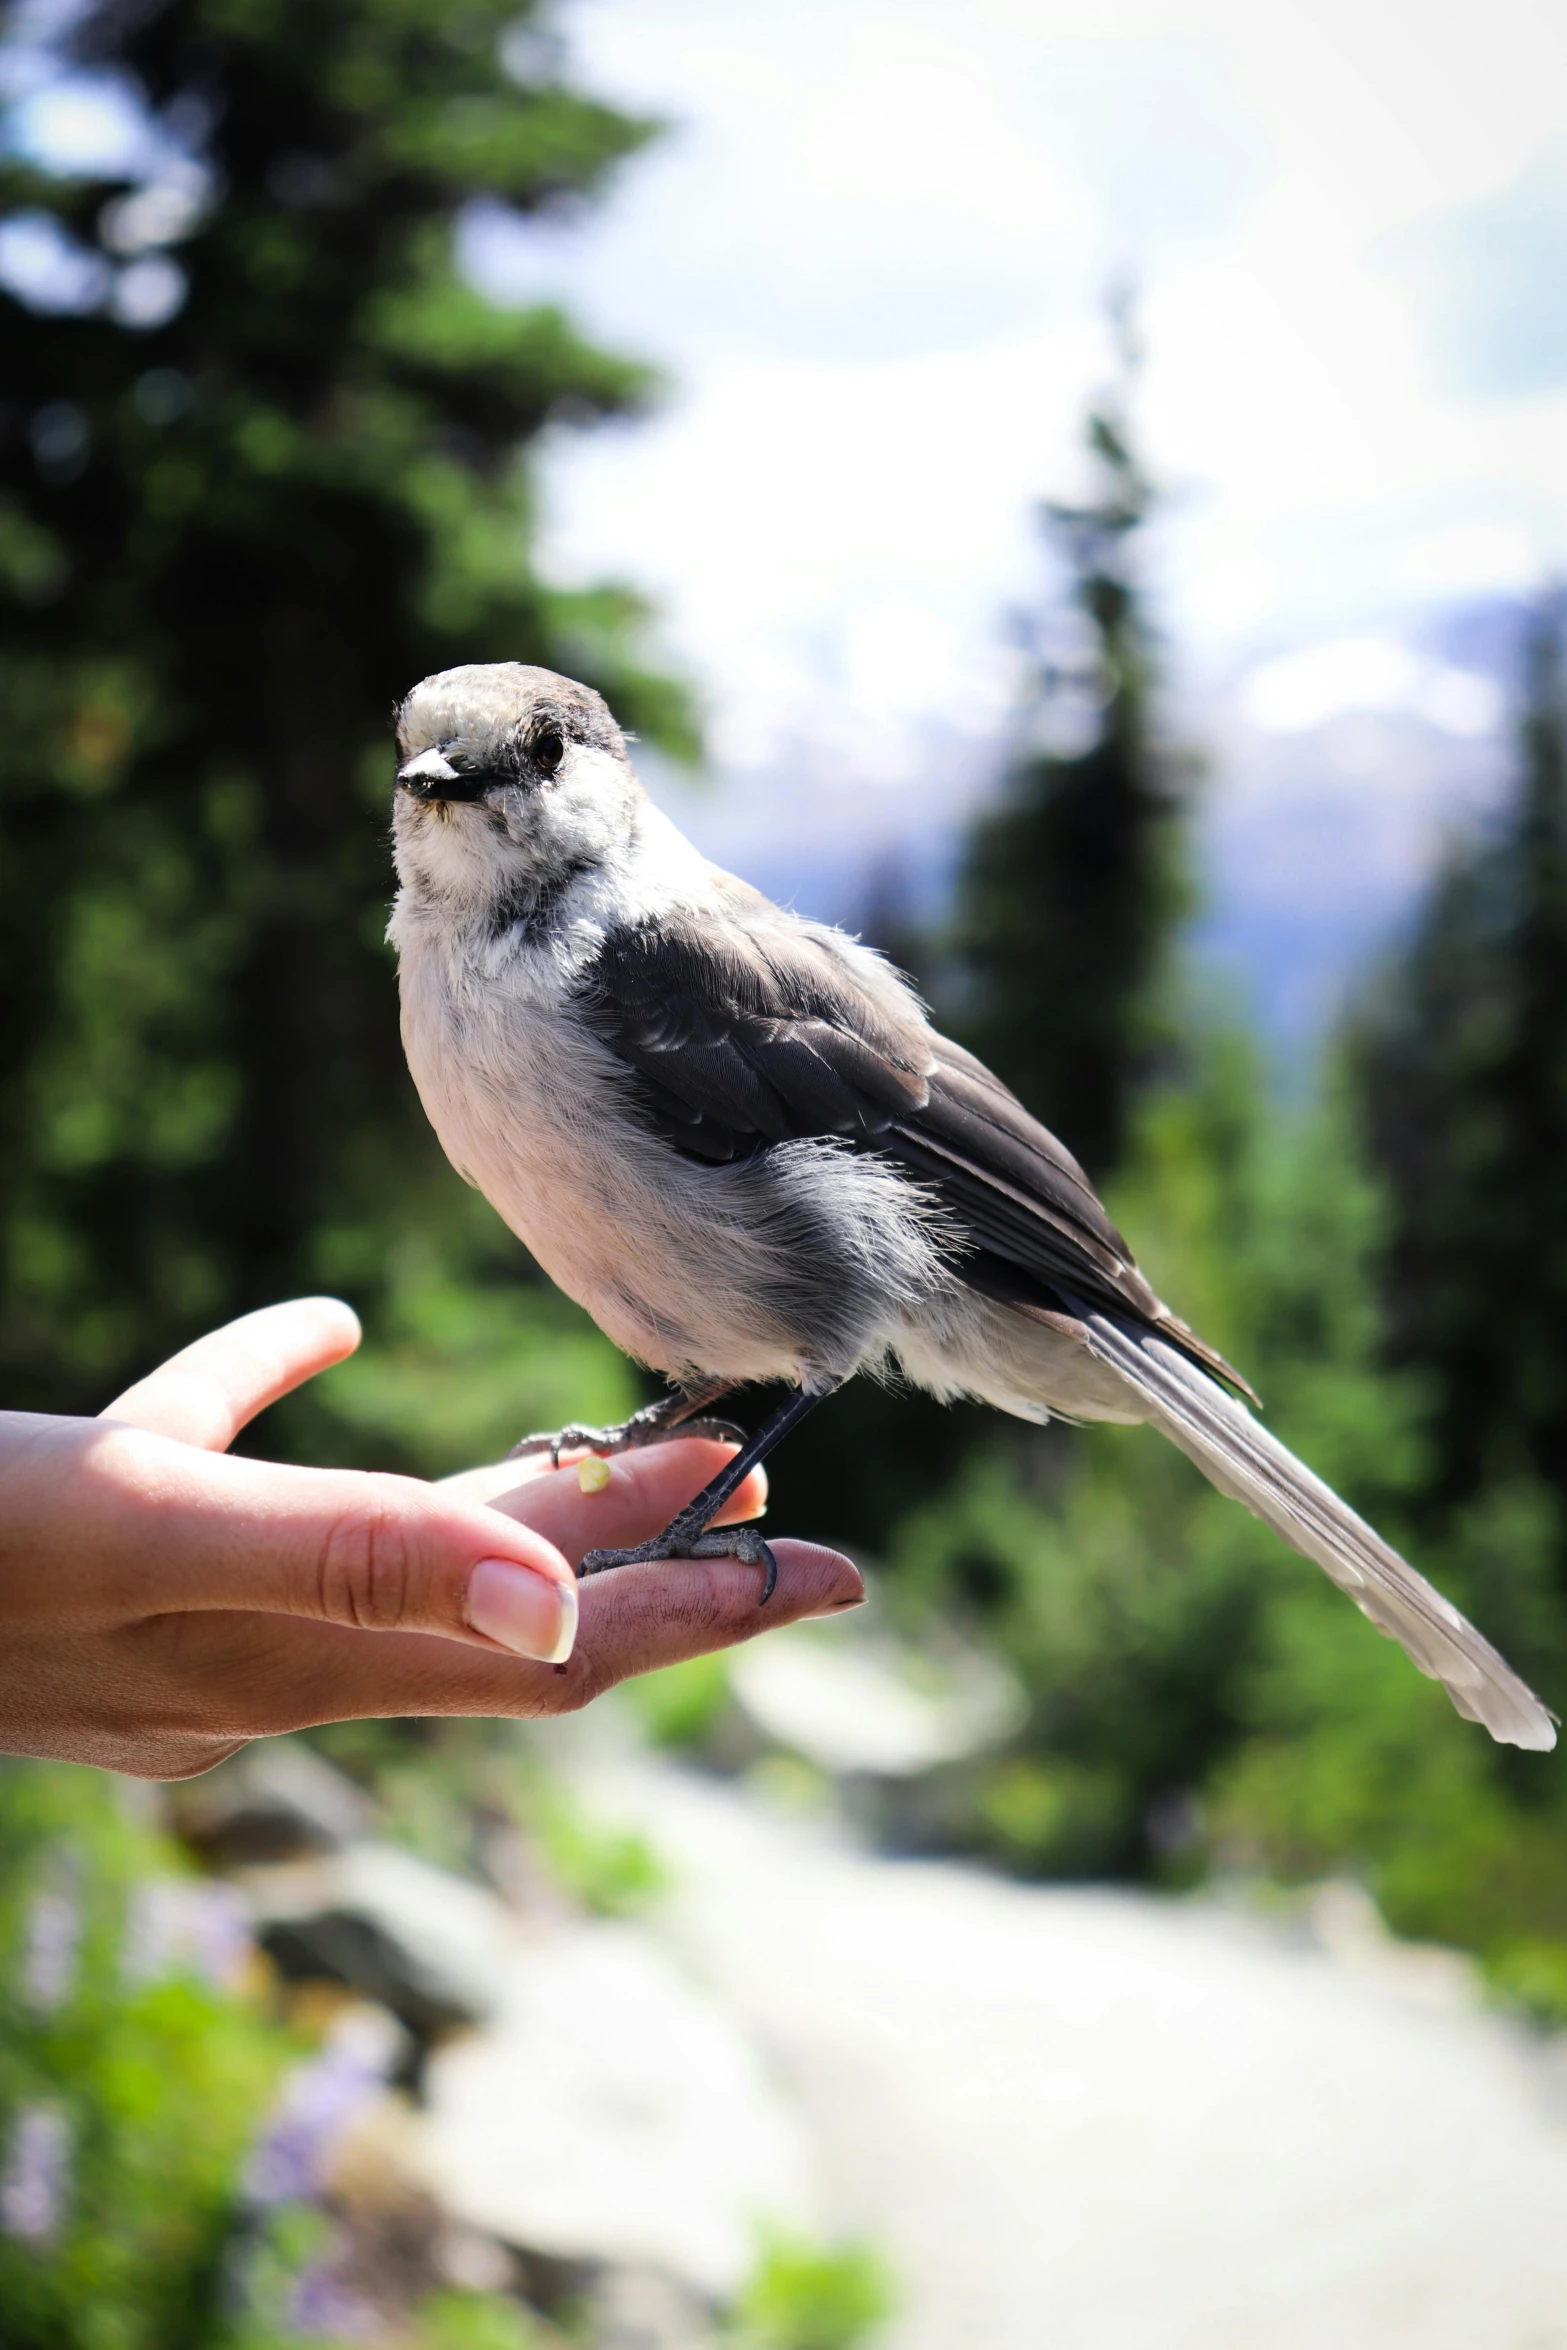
{"left": 0, "top": 1299, "right": 862, "bottom": 1779}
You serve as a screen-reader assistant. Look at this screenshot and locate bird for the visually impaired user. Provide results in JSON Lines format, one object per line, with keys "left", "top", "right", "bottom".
{"left": 387, "top": 660, "right": 1556, "bottom": 1753}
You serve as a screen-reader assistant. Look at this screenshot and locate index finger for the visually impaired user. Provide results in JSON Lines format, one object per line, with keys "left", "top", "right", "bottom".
{"left": 100, "top": 1298, "right": 362, "bottom": 1451}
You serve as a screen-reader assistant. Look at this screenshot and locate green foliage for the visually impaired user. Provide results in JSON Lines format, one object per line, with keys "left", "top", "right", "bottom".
{"left": 210, "top": 2205, "right": 334, "bottom": 2350}
{"left": 304, "top": 1716, "right": 669, "bottom": 1917}
{"left": 726, "top": 2232, "right": 893, "bottom": 2350}
{"left": 1483, "top": 1939, "right": 1567, "bottom": 2030}
{"left": 625, "top": 1652, "right": 736, "bottom": 1750}
{"left": 0, "top": 1762, "right": 291, "bottom": 2350}
{"left": 0, "top": 0, "right": 682, "bottom": 1438}
{"left": 414, "top": 2290, "right": 547, "bottom": 2350}
{"left": 528, "top": 1784, "right": 668, "bottom": 1918}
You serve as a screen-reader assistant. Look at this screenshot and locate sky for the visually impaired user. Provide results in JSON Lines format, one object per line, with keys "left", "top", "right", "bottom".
{"left": 461, "top": 0, "right": 1567, "bottom": 744}
{"left": 460, "top": 0, "right": 1567, "bottom": 1039}
{"left": 7, "top": 0, "right": 1567, "bottom": 1038}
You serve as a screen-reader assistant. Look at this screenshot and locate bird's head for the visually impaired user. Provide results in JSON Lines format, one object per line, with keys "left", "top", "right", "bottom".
{"left": 392, "top": 662, "right": 640, "bottom": 916}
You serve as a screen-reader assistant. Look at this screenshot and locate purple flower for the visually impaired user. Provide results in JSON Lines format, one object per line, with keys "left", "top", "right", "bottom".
{"left": 287, "top": 2247, "right": 385, "bottom": 2342}
{"left": 22, "top": 1885, "right": 80, "bottom": 2013}
{"left": 244, "top": 2009, "right": 399, "bottom": 2209}
{"left": 0, "top": 2103, "right": 71, "bottom": 2246}
{"left": 122, "top": 1878, "right": 251, "bottom": 1991}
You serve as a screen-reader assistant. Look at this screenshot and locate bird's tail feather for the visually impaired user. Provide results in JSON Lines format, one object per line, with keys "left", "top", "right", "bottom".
{"left": 1065, "top": 1304, "right": 1557, "bottom": 1753}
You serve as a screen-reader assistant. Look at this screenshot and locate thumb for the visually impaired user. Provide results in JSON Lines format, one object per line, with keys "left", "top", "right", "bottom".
{"left": 84, "top": 1428, "right": 580, "bottom": 1666}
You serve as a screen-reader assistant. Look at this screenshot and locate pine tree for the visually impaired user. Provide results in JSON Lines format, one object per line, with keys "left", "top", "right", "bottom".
{"left": 0, "top": 0, "right": 688, "bottom": 1418}
{"left": 953, "top": 309, "right": 1189, "bottom": 1180}
{"left": 1357, "top": 598, "right": 1567, "bottom": 1525}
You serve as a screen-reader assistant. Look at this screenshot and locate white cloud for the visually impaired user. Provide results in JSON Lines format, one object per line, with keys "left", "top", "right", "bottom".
{"left": 1238, "top": 637, "right": 1500, "bottom": 737}
{"left": 513, "top": 0, "right": 1567, "bottom": 752}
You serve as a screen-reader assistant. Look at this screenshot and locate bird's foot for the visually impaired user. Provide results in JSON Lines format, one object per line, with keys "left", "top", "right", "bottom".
{"left": 579, "top": 1522, "right": 778, "bottom": 1604}
{"left": 506, "top": 1403, "right": 744, "bottom": 1470}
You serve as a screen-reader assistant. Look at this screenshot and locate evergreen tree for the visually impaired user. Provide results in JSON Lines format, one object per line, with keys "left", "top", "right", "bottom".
{"left": 953, "top": 309, "right": 1189, "bottom": 1180}
{"left": 1356, "top": 598, "right": 1567, "bottom": 1529}
{"left": 0, "top": 0, "right": 687, "bottom": 1424}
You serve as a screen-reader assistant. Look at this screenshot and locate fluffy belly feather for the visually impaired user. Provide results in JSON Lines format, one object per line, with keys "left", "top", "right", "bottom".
{"left": 397, "top": 948, "right": 935, "bottom": 1385}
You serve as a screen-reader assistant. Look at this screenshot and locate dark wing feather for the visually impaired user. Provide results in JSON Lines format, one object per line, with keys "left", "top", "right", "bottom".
{"left": 575, "top": 901, "right": 1250, "bottom": 1392}
{"left": 581, "top": 902, "right": 930, "bottom": 1160}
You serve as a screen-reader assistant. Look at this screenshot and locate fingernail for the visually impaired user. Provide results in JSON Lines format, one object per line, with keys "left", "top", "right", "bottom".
{"left": 467, "top": 1558, "right": 578, "bottom": 1664}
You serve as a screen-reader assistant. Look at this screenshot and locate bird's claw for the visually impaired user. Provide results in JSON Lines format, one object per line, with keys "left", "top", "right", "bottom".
{"left": 652, "top": 1414, "right": 749, "bottom": 1450}
{"left": 578, "top": 1523, "right": 778, "bottom": 1604}
{"left": 506, "top": 1421, "right": 613, "bottom": 1468}
{"left": 506, "top": 1411, "right": 746, "bottom": 1469}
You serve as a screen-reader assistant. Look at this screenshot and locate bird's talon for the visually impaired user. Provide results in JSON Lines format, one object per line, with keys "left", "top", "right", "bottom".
{"left": 689, "top": 1525, "right": 777, "bottom": 1601}
{"left": 506, "top": 1406, "right": 744, "bottom": 1466}
{"left": 576, "top": 1524, "right": 776, "bottom": 1600}
{"left": 577, "top": 1541, "right": 664, "bottom": 1580}
{"left": 673, "top": 1416, "right": 749, "bottom": 1449}
{"left": 506, "top": 1420, "right": 609, "bottom": 1464}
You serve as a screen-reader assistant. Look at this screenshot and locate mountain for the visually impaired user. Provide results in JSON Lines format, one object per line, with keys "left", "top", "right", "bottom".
{"left": 644, "top": 594, "right": 1533, "bottom": 1062}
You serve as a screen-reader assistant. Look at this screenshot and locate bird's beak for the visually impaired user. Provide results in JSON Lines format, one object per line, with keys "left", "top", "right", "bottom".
{"left": 396, "top": 748, "right": 489, "bottom": 804}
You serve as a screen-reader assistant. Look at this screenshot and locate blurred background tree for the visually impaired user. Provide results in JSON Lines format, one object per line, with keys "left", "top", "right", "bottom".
{"left": 1354, "top": 598, "right": 1567, "bottom": 1537}
{"left": 0, "top": 0, "right": 678, "bottom": 1454}
{"left": 953, "top": 300, "right": 1191, "bottom": 1184}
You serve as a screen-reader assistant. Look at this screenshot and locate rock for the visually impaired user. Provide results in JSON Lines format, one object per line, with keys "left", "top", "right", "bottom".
{"left": 586, "top": 1757, "right": 1567, "bottom": 2350}
{"left": 417, "top": 1917, "right": 819, "bottom": 2302}
{"left": 259, "top": 1911, "right": 481, "bottom": 2044}
{"left": 227, "top": 1832, "right": 823, "bottom": 2309}
{"left": 246, "top": 1843, "right": 519, "bottom": 2039}
{"left": 728, "top": 1618, "right": 1023, "bottom": 1778}
{"left": 168, "top": 1739, "right": 377, "bottom": 1863}
{"left": 585, "top": 2263, "right": 718, "bottom": 2350}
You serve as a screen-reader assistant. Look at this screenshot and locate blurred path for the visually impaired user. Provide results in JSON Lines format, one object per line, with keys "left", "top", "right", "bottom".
{"left": 586, "top": 1758, "right": 1567, "bottom": 2350}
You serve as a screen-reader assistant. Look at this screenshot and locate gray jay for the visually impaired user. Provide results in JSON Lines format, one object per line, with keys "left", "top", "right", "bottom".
{"left": 388, "top": 661, "right": 1556, "bottom": 1752}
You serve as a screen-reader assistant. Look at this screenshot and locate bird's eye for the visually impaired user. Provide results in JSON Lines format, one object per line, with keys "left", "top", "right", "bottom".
{"left": 533, "top": 727, "right": 564, "bottom": 777}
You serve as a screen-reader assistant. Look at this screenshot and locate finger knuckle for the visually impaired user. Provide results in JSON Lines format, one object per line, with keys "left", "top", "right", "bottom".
{"left": 317, "top": 1488, "right": 416, "bottom": 1631}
